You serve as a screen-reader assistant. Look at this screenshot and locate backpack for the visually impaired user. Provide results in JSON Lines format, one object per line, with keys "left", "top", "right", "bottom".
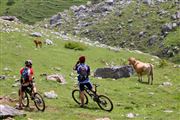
{"left": 21, "top": 67, "right": 30, "bottom": 83}
{"left": 78, "top": 65, "right": 88, "bottom": 81}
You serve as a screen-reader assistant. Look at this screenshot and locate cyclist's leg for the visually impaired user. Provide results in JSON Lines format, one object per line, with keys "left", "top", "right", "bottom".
{"left": 79, "top": 83, "right": 85, "bottom": 107}
{"left": 18, "top": 86, "right": 24, "bottom": 109}
{"left": 32, "top": 81, "right": 37, "bottom": 94}
{"left": 85, "top": 82, "right": 93, "bottom": 91}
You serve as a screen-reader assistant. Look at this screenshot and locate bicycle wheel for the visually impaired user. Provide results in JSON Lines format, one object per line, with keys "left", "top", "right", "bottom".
{"left": 20, "top": 90, "right": 29, "bottom": 107}
{"left": 97, "top": 95, "right": 113, "bottom": 112}
{"left": 72, "top": 89, "right": 88, "bottom": 105}
{"left": 34, "top": 93, "right": 45, "bottom": 111}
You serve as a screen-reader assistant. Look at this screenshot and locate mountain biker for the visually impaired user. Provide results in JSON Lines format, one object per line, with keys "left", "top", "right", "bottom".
{"left": 73, "top": 56, "right": 93, "bottom": 107}
{"left": 17, "top": 60, "right": 37, "bottom": 110}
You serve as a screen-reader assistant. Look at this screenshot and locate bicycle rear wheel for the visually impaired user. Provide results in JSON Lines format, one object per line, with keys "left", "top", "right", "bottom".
{"left": 97, "top": 95, "right": 113, "bottom": 112}
{"left": 34, "top": 93, "right": 45, "bottom": 111}
{"left": 72, "top": 89, "right": 88, "bottom": 105}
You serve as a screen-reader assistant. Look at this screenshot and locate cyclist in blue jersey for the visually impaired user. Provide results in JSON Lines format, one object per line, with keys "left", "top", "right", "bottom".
{"left": 73, "top": 56, "right": 93, "bottom": 107}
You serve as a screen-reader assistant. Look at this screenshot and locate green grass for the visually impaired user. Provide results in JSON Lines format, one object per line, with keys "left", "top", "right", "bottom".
{"left": 0, "top": 0, "right": 88, "bottom": 24}
{"left": 0, "top": 20, "right": 180, "bottom": 120}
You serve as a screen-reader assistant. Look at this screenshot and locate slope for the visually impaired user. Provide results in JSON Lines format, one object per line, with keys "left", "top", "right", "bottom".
{"left": 0, "top": 19, "right": 180, "bottom": 120}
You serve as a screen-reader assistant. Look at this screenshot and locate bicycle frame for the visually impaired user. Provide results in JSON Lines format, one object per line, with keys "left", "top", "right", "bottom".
{"left": 84, "top": 84, "right": 99, "bottom": 102}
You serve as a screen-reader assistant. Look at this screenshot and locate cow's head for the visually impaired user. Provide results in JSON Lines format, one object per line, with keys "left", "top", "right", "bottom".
{"left": 128, "top": 57, "right": 136, "bottom": 65}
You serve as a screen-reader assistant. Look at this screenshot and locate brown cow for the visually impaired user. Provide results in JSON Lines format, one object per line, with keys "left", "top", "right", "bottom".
{"left": 128, "top": 57, "right": 153, "bottom": 85}
{"left": 34, "top": 39, "right": 42, "bottom": 48}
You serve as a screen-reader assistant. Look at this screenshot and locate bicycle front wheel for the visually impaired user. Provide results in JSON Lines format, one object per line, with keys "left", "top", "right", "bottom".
{"left": 34, "top": 93, "right": 45, "bottom": 111}
{"left": 97, "top": 95, "right": 113, "bottom": 112}
{"left": 22, "top": 91, "right": 29, "bottom": 107}
{"left": 72, "top": 89, "right": 88, "bottom": 105}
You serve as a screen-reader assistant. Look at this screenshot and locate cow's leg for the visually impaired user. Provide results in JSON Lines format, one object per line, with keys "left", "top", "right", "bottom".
{"left": 151, "top": 74, "right": 153, "bottom": 85}
{"left": 140, "top": 74, "right": 142, "bottom": 82}
{"left": 148, "top": 75, "right": 150, "bottom": 84}
{"left": 137, "top": 74, "right": 141, "bottom": 82}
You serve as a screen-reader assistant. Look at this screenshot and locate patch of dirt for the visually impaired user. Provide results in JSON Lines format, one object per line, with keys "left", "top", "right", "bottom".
{"left": 0, "top": 96, "right": 17, "bottom": 104}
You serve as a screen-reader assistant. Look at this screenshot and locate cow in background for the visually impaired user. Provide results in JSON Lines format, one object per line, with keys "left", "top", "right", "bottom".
{"left": 128, "top": 57, "right": 153, "bottom": 85}
{"left": 34, "top": 39, "right": 42, "bottom": 48}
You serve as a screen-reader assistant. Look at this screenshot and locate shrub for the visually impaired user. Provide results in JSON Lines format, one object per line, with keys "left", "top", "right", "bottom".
{"left": 158, "top": 59, "right": 168, "bottom": 68}
{"left": 64, "top": 41, "right": 87, "bottom": 51}
{"left": 7, "top": 0, "right": 15, "bottom": 6}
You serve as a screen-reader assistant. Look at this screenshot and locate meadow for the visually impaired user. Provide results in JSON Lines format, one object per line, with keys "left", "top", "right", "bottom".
{"left": 0, "top": 20, "right": 180, "bottom": 120}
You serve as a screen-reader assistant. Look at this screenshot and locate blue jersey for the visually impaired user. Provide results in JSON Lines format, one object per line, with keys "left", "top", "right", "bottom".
{"left": 76, "top": 63, "right": 90, "bottom": 83}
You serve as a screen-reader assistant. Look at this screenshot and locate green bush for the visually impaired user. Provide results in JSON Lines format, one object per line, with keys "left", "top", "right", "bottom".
{"left": 64, "top": 41, "right": 87, "bottom": 51}
{"left": 7, "top": 0, "right": 15, "bottom": 6}
{"left": 158, "top": 59, "right": 168, "bottom": 68}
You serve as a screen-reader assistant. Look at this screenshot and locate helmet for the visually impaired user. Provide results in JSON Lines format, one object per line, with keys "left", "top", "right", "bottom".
{"left": 25, "top": 60, "right": 32, "bottom": 66}
{"left": 79, "top": 56, "right": 85, "bottom": 63}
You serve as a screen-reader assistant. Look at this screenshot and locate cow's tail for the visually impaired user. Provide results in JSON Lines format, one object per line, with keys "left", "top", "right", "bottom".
{"left": 150, "top": 64, "right": 153, "bottom": 84}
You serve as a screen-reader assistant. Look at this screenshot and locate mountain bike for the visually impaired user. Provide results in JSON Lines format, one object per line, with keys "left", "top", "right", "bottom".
{"left": 72, "top": 84, "right": 113, "bottom": 112}
{"left": 19, "top": 84, "right": 45, "bottom": 111}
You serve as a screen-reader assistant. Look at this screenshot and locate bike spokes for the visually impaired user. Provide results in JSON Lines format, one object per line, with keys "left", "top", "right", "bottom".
{"left": 97, "top": 95, "right": 113, "bottom": 112}
{"left": 22, "top": 92, "right": 29, "bottom": 107}
{"left": 34, "top": 93, "right": 45, "bottom": 111}
{"left": 72, "top": 89, "right": 88, "bottom": 105}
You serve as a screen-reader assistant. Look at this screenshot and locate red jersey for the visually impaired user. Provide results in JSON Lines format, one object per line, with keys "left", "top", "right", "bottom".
{"left": 20, "top": 67, "right": 34, "bottom": 81}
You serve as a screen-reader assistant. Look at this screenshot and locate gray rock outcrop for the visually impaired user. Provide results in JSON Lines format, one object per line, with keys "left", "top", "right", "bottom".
{"left": 0, "top": 104, "right": 25, "bottom": 119}
{"left": 94, "top": 65, "right": 134, "bottom": 79}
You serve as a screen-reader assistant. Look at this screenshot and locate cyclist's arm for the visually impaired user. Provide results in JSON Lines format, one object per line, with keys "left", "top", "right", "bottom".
{"left": 87, "top": 66, "right": 90, "bottom": 76}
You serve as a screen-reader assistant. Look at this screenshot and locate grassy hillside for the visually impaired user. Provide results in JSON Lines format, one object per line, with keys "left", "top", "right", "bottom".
{"left": 0, "top": 0, "right": 88, "bottom": 24}
{"left": 0, "top": 20, "right": 180, "bottom": 120}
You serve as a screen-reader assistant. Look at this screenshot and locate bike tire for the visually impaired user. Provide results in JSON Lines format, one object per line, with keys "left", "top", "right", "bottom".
{"left": 97, "top": 95, "right": 113, "bottom": 112}
{"left": 72, "top": 89, "right": 88, "bottom": 105}
{"left": 19, "top": 89, "right": 29, "bottom": 107}
{"left": 34, "top": 93, "right": 45, "bottom": 111}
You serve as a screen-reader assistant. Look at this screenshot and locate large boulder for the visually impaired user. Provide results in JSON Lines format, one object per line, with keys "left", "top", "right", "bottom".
{"left": 94, "top": 65, "right": 134, "bottom": 79}
{"left": 0, "top": 104, "right": 25, "bottom": 119}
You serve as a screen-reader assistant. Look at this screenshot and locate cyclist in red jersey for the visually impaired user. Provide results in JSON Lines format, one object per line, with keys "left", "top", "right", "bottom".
{"left": 17, "top": 60, "right": 37, "bottom": 110}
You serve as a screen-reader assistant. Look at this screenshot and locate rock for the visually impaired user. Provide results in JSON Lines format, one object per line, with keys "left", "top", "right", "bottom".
{"left": 50, "top": 13, "right": 62, "bottom": 25}
{"left": 142, "top": 0, "right": 154, "bottom": 5}
{"left": 0, "top": 75, "right": 6, "bottom": 80}
{"left": 148, "top": 35, "right": 158, "bottom": 46}
{"left": 161, "top": 23, "right": 173, "bottom": 35}
{"left": 46, "top": 74, "right": 66, "bottom": 84}
{"left": 105, "top": 0, "right": 114, "bottom": 5}
{"left": 157, "top": 9, "right": 168, "bottom": 16}
{"left": 114, "top": 10, "right": 122, "bottom": 17}
{"left": 44, "top": 91, "right": 58, "bottom": 99}
{"left": 0, "top": 104, "right": 25, "bottom": 118}
{"left": 44, "top": 39, "right": 53, "bottom": 45}
{"left": 0, "top": 16, "right": 19, "bottom": 22}
{"left": 30, "top": 32, "right": 42, "bottom": 37}
{"left": 94, "top": 65, "right": 134, "bottom": 79}
{"left": 126, "top": 113, "right": 138, "bottom": 118}
{"left": 171, "top": 11, "right": 180, "bottom": 20}
{"left": 139, "top": 31, "right": 146, "bottom": 38}
{"left": 70, "top": 5, "right": 86, "bottom": 12}
{"left": 174, "top": 65, "right": 180, "bottom": 68}
{"left": 161, "top": 82, "right": 172, "bottom": 86}
{"left": 163, "top": 110, "right": 173, "bottom": 113}
{"left": 3, "top": 67, "right": 12, "bottom": 72}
